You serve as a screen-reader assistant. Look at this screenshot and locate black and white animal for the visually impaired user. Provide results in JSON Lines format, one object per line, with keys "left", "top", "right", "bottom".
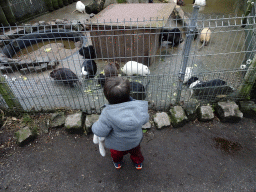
{"left": 79, "top": 45, "right": 96, "bottom": 59}
{"left": 186, "top": 76, "right": 234, "bottom": 100}
{"left": 50, "top": 68, "right": 80, "bottom": 87}
{"left": 121, "top": 61, "right": 150, "bottom": 76}
{"left": 159, "top": 28, "right": 183, "bottom": 47}
{"left": 81, "top": 60, "right": 97, "bottom": 78}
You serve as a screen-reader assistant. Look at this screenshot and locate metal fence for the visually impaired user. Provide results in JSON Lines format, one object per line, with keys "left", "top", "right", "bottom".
{"left": 0, "top": 6, "right": 255, "bottom": 113}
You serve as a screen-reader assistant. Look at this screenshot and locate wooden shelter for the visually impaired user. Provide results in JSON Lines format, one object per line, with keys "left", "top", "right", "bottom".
{"left": 89, "top": 3, "right": 175, "bottom": 65}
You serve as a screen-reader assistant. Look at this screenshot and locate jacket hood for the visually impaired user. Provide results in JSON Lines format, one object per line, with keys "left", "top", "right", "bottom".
{"left": 104, "top": 100, "right": 148, "bottom": 131}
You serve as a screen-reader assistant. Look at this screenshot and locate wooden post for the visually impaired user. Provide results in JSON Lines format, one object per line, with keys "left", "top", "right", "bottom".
{"left": 238, "top": 55, "right": 256, "bottom": 99}
{"left": 0, "top": 76, "right": 23, "bottom": 110}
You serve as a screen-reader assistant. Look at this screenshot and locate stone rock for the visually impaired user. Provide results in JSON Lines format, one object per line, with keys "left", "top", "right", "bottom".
{"left": 32, "top": 23, "right": 39, "bottom": 31}
{"left": 85, "top": 114, "right": 100, "bottom": 134}
{"left": 239, "top": 101, "right": 256, "bottom": 119}
{"left": 215, "top": 101, "right": 243, "bottom": 123}
{"left": 169, "top": 106, "right": 188, "bottom": 128}
{"left": 142, "top": 121, "right": 151, "bottom": 129}
{"left": 55, "top": 19, "right": 64, "bottom": 24}
{"left": 39, "top": 21, "right": 46, "bottom": 25}
{"left": 47, "top": 60, "right": 59, "bottom": 70}
{"left": 71, "top": 20, "right": 84, "bottom": 31}
{"left": 15, "top": 127, "right": 37, "bottom": 146}
{"left": 65, "top": 112, "right": 84, "bottom": 133}
{"left": 49, "top": 112, "right": 65, "bottom": 128}
{"left": 153, "top": 112, "right": 171, "bottom": 129}
{"left": 183, "top": 99, "right": 200, "bottom": 121}
{"left": 198, "top": 105, "right": 214, "bottom": 122}
{"left": 0, "top": 53, "right": 8, "bottom": 60}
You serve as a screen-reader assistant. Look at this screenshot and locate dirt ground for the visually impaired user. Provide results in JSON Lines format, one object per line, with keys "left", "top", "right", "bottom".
{"left": 0, "top": 112, "right": 256, "bottom": 191}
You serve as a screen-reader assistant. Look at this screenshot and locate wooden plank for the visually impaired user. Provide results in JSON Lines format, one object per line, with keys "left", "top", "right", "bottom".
{"left": 91, "top": 3, "right": 175, "bottom": 27}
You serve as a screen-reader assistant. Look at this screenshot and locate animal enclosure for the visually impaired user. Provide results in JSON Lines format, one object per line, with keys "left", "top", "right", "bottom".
{"left": 0, "top": 13, "right": 255, "bottom": 113}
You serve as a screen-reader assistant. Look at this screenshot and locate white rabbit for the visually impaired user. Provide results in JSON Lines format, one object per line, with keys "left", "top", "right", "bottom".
{"left": 121, "top": 61, "right": 150, "bottom": 76}
{"left": 93, "top": 134, "right": 106, "bottom": 157}
{"left": 72, "top": 1, "right": 85, "bottom": 13}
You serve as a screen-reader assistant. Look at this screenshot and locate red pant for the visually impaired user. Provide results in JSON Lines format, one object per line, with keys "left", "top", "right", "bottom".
{"left": 110, "top": 144, "right": 144, "bottom": 164}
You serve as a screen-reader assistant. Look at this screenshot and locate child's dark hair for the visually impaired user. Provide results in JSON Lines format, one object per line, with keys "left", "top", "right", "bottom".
{"left": 104, "top": 77, "right": 130, "bottom": 104}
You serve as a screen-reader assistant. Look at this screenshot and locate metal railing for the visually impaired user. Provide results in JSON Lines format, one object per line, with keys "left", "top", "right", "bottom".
{"left": 0, "top": 6, "right": 255, "bottom": 113}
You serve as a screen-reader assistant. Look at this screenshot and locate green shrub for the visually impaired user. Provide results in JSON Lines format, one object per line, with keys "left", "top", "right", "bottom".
{"left": 117, "top": 0, "right": 126, "bottom": 3}
{"left": 63, "top": 0, "right": 69, "bottom": 6}
{"left": 58, "top": 0, "right": 64, "bottom": 7}
{"left": 52, "top": 0, "right": 59, "bottom": 9}
{"left": 44, "top": 0, "right": 54, "bottom": 11}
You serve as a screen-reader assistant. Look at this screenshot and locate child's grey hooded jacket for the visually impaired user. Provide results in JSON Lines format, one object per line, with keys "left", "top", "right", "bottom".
{"left": 92, "top": 100, "right": 149, "bottom": 151}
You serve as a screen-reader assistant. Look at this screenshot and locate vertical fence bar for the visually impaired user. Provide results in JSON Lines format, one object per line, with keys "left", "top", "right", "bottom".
{"left": 176, "top": 5, "right": 200, "bottom": 104}
{"left": 244, "top": 2, "right": 256, "bottom": 63}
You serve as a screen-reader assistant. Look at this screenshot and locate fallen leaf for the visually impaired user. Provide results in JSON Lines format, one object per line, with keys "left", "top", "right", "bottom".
{"left": 44, "top": 48, "right": 52, "bottom": 52}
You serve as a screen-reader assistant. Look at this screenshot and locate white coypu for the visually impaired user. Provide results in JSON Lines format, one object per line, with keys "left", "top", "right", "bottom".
{"left": 121, "top": 61, "right": 150, "bottom": 76}
{"left": 199, "top": 27, "right": 211, "bottom": 50}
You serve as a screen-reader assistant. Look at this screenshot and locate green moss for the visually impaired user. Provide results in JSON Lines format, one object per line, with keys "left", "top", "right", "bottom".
{"left": 22, "top": 114, "right": 32, "bottom": 124}
{"left": 31, "top": 126, "right": 39, "bottom": 136}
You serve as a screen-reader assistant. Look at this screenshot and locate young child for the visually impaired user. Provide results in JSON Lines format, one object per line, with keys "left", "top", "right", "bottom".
{"left": 92, "top": 77, "right": 149, "bottom": 170}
